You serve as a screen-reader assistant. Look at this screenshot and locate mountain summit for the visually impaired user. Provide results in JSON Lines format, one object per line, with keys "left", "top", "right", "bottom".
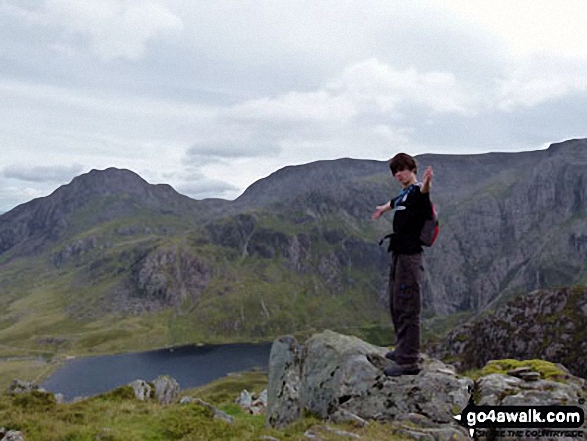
{"left": 0, "top": 168, "right": 199, "bottom": 257}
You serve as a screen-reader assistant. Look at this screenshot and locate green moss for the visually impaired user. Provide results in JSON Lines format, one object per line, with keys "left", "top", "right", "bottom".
{"left": 465, "top": 359, "right": 567, "bottom": 382}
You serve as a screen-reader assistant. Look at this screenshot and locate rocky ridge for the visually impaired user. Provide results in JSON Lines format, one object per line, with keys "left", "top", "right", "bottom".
{"left": 433, "top": 287, "right": 587, "bottom": 379}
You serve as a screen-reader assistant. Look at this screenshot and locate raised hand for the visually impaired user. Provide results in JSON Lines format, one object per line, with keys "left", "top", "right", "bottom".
{"left": 421, "top": 166, "right": 433, "bottom": 193}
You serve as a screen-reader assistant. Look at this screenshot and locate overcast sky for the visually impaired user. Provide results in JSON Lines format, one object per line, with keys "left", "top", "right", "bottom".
{"left": 2, "top": 0, "right": 587, "bottom": 211}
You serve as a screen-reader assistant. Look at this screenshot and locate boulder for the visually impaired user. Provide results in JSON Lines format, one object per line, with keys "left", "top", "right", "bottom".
{"left": 129, "top": 379, "right": 152, "bottom": 401}
{"left": 179, "top": 396, "right": 194, "bottom": 404}
{"left": 193, "top": 398, "right": 235, "bottom": 424}
{"left": 266, "top": 330, "right": 472, "bottom": 429}
{"left": 266, "top": 335, "right": 302, "bottom": 427}
{"left": 153, "top": 376, "right": 180, "bottom": 405}
{"left": 8, "top": 379, "right": 38, "bottom": 394}
{"left": 1, "top": 431, "right": 25, "bottom": 441}
{"left": 236, "top": 388, "right": 268, "bottom": 415}
{"left": 250, "top": 388, "right": 268, "bottom": 415}
{"left": 235, "top": 389, "right": 253, "bottom": 408}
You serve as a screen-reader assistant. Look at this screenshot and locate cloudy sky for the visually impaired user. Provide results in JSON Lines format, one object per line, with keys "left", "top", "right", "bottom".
{"left": 2, "top": 0, "right": 587, "bottom": 211}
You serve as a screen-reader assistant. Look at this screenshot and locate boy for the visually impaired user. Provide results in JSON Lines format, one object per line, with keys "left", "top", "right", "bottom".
{"left": 372, "top": 153, "right": 434, "bottom": 376}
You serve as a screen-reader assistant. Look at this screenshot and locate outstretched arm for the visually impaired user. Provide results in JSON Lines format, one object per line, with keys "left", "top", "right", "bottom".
{"left": 421, "top": 166, "right": 433, "bottom": 193}
{"left": 372, "top": 201, "right": 392, "bottom": 220}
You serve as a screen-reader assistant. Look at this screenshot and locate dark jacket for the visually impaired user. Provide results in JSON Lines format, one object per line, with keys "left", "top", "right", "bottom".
{"left": 388, "top": 183, "right": 433, "bottom": 254}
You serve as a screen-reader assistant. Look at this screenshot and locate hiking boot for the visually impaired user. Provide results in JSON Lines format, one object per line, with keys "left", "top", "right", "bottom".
{"left": 385, "top": 350, "right": 397, "bottom": 362}
{"left": 383, "top": 363, "right": 421, "bottom": 377}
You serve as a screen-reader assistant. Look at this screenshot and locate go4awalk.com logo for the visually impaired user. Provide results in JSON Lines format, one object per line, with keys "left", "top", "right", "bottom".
{"left": 453, "top": 394, "right": 585, "bottom": 438}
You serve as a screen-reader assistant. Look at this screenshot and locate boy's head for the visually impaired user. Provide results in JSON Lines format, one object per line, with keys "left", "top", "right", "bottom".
{"left": 389, "top": 153, "right": 417, "bottom": 176}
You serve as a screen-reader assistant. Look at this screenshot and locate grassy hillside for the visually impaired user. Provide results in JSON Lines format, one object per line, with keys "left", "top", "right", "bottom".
{"left": 0, "top": 371, "right": 407, "bottom": 441}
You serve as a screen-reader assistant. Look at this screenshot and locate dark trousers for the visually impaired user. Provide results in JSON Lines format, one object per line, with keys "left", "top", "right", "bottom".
{"left": 387, "top": 252, "right": 423, "bottom": 365}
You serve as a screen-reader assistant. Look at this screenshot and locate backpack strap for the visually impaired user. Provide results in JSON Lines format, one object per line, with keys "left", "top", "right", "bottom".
{"left": 378, "top": 233, "right": 393, "bottom": 246}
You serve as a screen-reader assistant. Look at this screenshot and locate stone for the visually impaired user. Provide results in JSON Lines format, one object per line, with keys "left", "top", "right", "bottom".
{"left": 322, "top": 425, "right": 361, "bottom": 438}
{"left": 8, "top": 379, "right": 37, "bottom": 394}
{"left": 193, "top": 398, "right": 234, "bottom": 424}
{"left": 396, "top": 426, "right": 468, "bottom": 441}
{"left": 328, "top": 409, "right": 369, "bottom": 428}
{"left": 129, "top": 379, "right": 152, "bottom": 401}
{"left": 179, "top": 396, "right": 194, "bottom": 404}
{"left": 397, "top": 412, "right": 440, "bottom": 429}
{"left": 266, "top": 335, "right": 302, "bottom": 428}
{"left": 249, "top": 388, "right": 268, "bottom": 415}
{"left": 153, "top": 376, "right": 180, "bottom": 405}
{"left": 477, "top": 372, "right": 585, "bottom": 408}
{"left": 303, "top": 429, "right": 321, "bottom": 440}
{"left": 254, "top": 388, "right": 268, "bottom": 407}
{"left": 517, "top": 371, "right": 541, "bottom": 382}
{"left": 236, "top": 388, "right": 268, "bottom": 415}
{"left": 1, "top": 431, "right": 25, "bottom": 441}
{"left": 475, "top": 374, "right": 522, "bottom": 406}
{"left": 235, "top": 389, "right": 253, "bottom": 408}
{"left": 507, "top": 367, "right": 533, "bottom": 377}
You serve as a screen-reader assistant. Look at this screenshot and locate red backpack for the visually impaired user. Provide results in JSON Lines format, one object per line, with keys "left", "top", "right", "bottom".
{"left": 420, "top": 203, "right": 439, "bottom": 247}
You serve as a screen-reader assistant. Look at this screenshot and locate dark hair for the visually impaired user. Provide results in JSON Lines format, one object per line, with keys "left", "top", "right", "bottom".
{"left": 389, "top": 153, "right": 417, "bottom": 175}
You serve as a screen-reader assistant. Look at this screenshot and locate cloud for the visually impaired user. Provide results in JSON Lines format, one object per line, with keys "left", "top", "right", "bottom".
{"left": 496, "top": 56, "right": 587, "bottom": 111}
{"left": 3, "top": 164, "right": 85, "bottom": 183}
{"left": 181, "top": 59, "right": 480, "bottom": 166}
{"left": 186, "top": 139, "right": 282, "bottom": 164}
{"left": 328, "top": 59, "right": 482, "bottom": 116}
{"left": 175, "top": 179, "right": 239, "bottom": 200}
{"left": 4, "top": 0, "right": 183, "bottom": 61}
{"left": 166, "top": 168, "right": 239, "bottom": 200}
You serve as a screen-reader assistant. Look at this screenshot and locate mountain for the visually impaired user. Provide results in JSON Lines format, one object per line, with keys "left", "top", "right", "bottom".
{"left": 0, "top": 168, "right": 220, "bottom": 259}
{"left": 0, "top": 139, "right": 586, "bottom": 355}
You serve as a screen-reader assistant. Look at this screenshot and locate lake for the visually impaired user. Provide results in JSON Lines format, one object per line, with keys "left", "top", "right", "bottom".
{"left": 41, "top": 342, "right": 272, "bottom": 400}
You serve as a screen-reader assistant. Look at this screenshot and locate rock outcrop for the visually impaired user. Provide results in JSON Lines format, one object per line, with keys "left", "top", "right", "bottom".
{"left": 153, "top": 375, "right": 180, "bottom": 405}
{"left": 128, "top": 376, "right": 180, "bottom": 405}
{"left": 267, "top": 330, "right": 471, "bottom": 433}
{"left": 133, "top": 248, "right": 211, "bottom": 307}
{"left": 235, "top": 388, "right": 268, "bottom": 415}
{"left": 7, "top": 379, "right": 42, "bottom": 394}
{"left": 129, "top": 379, "right": 152, "bottom": 401}
{"left": 267, "top": 331, "right": 587, "bottom": 441}
{"left": 0, "top": 429, "right": 24, "bottom": 441}
{"left": 433, "top": 287, "right": 587, "bottom": 379}
{"left": 470, "top": 361, "right": 586, "bottom": 441}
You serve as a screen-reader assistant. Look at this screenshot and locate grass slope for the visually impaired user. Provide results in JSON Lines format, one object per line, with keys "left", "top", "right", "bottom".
{"left": 0, "top": 371, "right": 407, "bottom": 441}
